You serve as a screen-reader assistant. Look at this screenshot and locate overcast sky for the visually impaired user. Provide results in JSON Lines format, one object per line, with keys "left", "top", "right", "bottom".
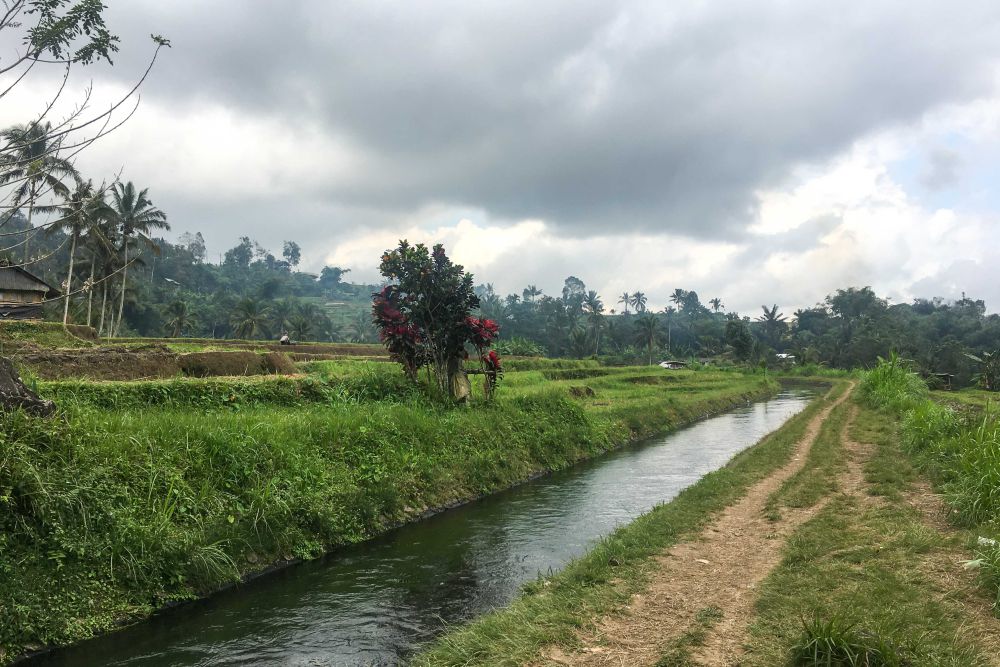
{"left": 4, "top": 0, "right": 1000, "bottom": 314}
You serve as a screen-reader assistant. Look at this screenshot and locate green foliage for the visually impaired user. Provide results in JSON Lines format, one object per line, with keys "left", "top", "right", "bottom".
{"left": 858, "top": 352, "right": 928, "bottom": 413}
{"left": 25, "top": 0, "right": 120, "bottom": 64}
{"left": 965, "top": 350, "right": 1000, "bottom": 391}
{"left": 494, "top": 337, "right": 547, "bottom": 357}
{"left": 376, "top": 241, "right": 483, "bottom": 393}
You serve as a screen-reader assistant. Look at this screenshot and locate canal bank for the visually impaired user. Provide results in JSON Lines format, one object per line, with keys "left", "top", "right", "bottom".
{"left": 23, "top": 384, "right": 823, "bottom": 666}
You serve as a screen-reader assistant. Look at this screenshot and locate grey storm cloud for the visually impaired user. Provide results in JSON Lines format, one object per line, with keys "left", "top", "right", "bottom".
{"left": 76, "top": 0, "right": 1000, "bottom": 244}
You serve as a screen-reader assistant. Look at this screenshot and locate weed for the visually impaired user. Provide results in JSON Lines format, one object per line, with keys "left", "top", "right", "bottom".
{"left": 791, "top": 616, "right": 912, "bottom": 667}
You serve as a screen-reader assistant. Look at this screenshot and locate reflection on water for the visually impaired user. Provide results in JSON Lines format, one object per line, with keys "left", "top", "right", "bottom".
{"left": 30, "top": 389, "right": 814, "bottom": 667}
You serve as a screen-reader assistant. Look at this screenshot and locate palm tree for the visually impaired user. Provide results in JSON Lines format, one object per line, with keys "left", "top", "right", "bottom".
{"left": 0, "top": 121, "right": 78, "bottom": 262}
{"left": 164, "top": 300, "right": 196, "bottom": 337}
{"left": 634, "top": 314, "right": 661, "bottom": 365}
{"left": 293, "top": 302, "right": 325, "bottom": 341}
{"left": 757, "top": 304, "right": 787, "bottom": 347}
{"left": 618, "top": 291, "right": 631, "bottom": 315}
{"left": 109, "top": 182, "right": 169, "bottom": 336}
{"left": 84, "top": 216, "right": 121, "bottom": 334}
{"left": 52, "top": 179, "right": 111, "bottom": 324}
{"left": 669, "top": 288, "right": 687, "bottom": 309}
{"left": 568, "top": 329, "right": 591, "bottom": 359}
{"left": 344, "top": 309, "right": 374, "bottom": 342}
{"left": 583, "top": 290, "right": 605, "bottom": 355}
{"left": 631, "top": 291, "right": 648, "bottom": 314}
{"left": 230, "top": 297, "right": 270, "bottom": 339}
{"left": 661, "top": 305, "right": 676, "bottom": 353}
{"left": 522, "top": 285, "right": 542, "bottom": 304}
{"left": 269, "top": 297, "right": 298, "bottom": 334}
{"left": 709, "top": 297, "right": 723, "bottom": 313}
{"left": 288, "top": 314, "right": 313, "bottom": 340}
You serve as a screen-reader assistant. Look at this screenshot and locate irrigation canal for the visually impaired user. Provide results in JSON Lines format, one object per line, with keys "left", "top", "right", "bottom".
{"left": 29, "top": 387, "right": 816, "bottom": 666}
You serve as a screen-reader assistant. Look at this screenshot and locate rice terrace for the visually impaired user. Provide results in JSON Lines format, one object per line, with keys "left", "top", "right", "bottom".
{"left": 3, "top": 2, "right": 1000, "bottom": 666}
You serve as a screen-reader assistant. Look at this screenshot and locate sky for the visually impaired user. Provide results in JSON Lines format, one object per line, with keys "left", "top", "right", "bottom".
{"left": 3, "top": 0, "right": 1000, "bottom": 314}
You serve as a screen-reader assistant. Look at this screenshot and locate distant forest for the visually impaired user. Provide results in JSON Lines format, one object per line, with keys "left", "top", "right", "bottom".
{"left": 5, "top": 215, "right": 1000, "bottom": 386}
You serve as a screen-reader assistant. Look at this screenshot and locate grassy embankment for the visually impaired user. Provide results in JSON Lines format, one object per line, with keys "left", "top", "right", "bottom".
{"left": 410, "top": 380, "right": 848, "bottom": 667}
{"left": 0, "top": 360, "right": 773, "bottom": 662}
{"left": 740, "top": 361, "right": 1000, "bottom": 666}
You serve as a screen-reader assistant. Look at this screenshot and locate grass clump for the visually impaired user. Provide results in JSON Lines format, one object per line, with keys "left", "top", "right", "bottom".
{"left": 654, "top": 606, "right": 725, "bottom": 666}
{"left": 858, "top": 352, "right": 928, "bottom": 413}
{"left": 791, "top": 616, "right": 912, "bottom": 667}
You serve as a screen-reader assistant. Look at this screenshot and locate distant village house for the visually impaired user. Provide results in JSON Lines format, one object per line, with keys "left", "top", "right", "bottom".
{"left": 0, "top": 262, "right": 60, "bottom": 320}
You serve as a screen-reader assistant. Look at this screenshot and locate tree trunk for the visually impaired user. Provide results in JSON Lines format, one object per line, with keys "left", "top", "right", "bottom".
{"left": 62, "top": 229, "right": 77, "bottom": 325}
{"left": 98, "top": 280, "right": 108, "bottom": 336}
{"left": 0, "top": 356, "right": 55, "bottom": 416}
{"left": 86, "top": 258, "right": 95, "bottom": 327}
{"left": 23, "top": 185, "right": 35, "bottom": 264}
{"left": 115, "top": 238, "right": 128, "bottom": 337}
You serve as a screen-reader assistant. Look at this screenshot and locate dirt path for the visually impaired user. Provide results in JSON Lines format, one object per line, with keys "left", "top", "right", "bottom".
{"left": 543, "top": 384, "right": 854, "bottom": 667}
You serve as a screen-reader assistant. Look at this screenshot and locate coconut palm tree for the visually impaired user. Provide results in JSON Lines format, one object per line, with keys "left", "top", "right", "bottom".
{"left": 230, "top": 297, "right": 270, "bottom": 339}
{"left": 669, "top": 288, "right": 687, "bottom": 309}
{"left": 522, "top": 284, "right": 542, "bottom": 304}
{"left": 164, "top": 300, "right": 196, "bottom": 337}
{"left": 709, "top": 297, "right": 723, "bottom": 313}
{"left": 618, "top": 291, "right": 631, "bottom": 315}
{"left": 83, "top": 216, "right": 121, "bottom": 334}
{"left": 631, "top": 291, "right": 648, "bottom": 314}
{"left": 583, "top": 290, "right": 605, "bottom": 355}
{"left": 0, "top": 121, "right": 78, "bottom": 262}
{"left": 52, "top": 179, "right": 111, "bottom": 324}
{"left": 109, "top": 181, "right": 169, "bottom": 336}
{"left": 634, "top": 314, "right": 661, "bottom": 365}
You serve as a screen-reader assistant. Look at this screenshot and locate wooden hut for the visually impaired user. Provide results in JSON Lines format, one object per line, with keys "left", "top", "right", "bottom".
{"left": 0, "top": 263, "right": 59, "bottom": 320}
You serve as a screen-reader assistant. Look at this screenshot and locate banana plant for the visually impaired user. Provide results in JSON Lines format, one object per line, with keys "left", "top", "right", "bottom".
{"left": 965, "top": 350, "right": 1000, "bottom": 391}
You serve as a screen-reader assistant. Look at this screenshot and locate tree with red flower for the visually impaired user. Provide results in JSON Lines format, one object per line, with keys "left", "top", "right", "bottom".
{"left": 373, "top": 241, "right": 501, "bottom": 399}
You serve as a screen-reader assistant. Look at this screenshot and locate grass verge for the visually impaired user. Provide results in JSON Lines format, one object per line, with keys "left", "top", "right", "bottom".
{"left": 410, "top": 380, "right": 848, "bottom": 667}
{"left": 742, "top": 403, "right": 990, "bottom": 666}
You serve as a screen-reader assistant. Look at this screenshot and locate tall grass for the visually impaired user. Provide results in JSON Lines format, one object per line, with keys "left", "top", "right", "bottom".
{"left": 862, "top": 354, "right": 1000, "bottom": 609}
{"left": 858, "top": 353, "right": 928, "bottom": 413}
